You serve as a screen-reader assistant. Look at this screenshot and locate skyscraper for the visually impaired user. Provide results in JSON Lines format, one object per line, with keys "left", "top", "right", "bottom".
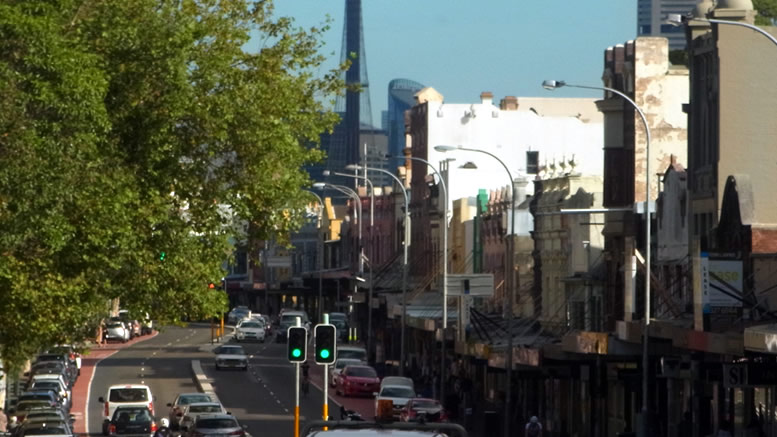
{"left": 308, "top": 0, "right": 388, "bottom": 190}
{"left": 387, "top": 79, "right": 425, "bottom": 159}
{"left": 637, "top": 0, "right": 701, "bottom": 50}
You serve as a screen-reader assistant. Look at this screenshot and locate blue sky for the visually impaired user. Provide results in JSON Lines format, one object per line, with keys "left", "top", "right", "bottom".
{"left": 266, "top": 1, "right": 638, "bottom": 126}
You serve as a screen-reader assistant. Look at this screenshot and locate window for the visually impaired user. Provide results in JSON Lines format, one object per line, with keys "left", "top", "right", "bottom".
{"left": 526, "top": 151, "right": 539, "bottom": 175}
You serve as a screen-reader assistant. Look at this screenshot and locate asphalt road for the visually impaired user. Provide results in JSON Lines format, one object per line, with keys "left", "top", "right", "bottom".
{"left": 87, "top": 325, "right": 210, "bottom": 435}
{"left": 85, "top": 324, "right": 375, "bottom": 437}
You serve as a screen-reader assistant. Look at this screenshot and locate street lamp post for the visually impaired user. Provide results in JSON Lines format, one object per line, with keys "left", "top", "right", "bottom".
{"left": 542, "top": 79, "right": 653, "bottom": 433}
{"left": 346, "top": 163, "right": 410, "bottom": 377}
{"left": 434, "top": 144, "right": 516, "bottom": 437}
{"left": 390, "top": 155, "right": 450, "bottom": 402}
{"left": 304, "top": 190, "right": 325, "bottom": 323}
{"left": 313, "top": 182, "right": 363, "bottom": 317}
{"left": 328, "top": 170, "right": 376, "bottom": 363}
{"left": 667, "top": 13, "right": 777, "bottom": 47}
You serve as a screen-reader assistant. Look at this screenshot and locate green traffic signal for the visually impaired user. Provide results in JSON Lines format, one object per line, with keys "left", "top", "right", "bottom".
{"left": 159, "top": 251, "right": 167, "bottom": 261}
{"left": 287, "top": 327, "right": 307, "bottom": 363}
{"left": 314, "top": 324, "right": 336, "bottom": 364}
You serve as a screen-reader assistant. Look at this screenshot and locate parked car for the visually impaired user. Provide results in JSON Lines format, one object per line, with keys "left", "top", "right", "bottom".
{"left": 28, "top": 380, "right": 71, "bottom": 409}
{"left": 178, "top": 403, "right": 228, "bottom": 432}
{"left": 47, "top": 345, "right": 82, "bottom": 376}
{"left": 18, "top": 391, "right": 66, "bottom": 412}
{"left": 329, "top": 358, "right": 363, "bottom": 388}
{"left": 128, "top": 320, "right": 141, "bottom": 338}
{"left": 336, "top": 365, "right": 380, "bottom": 398}
{"left": 16, "top": 421, "right": 73, "bottom": 437}
{"left": 28, "top": 362, "right": 75, "bottom": 389}
{"left": 400, "top": 398, "right": 448, "bottom": 423}
{"left": 140, "top": 314, "right": 153, "bottom": 335}
{"left": 166, "top": 393, "right": 214, "bottom": 430}
{"left": 107, "top": 406, "right": 156, "bottom": 437}
{"left": 22, "top": 409, "right": 74, "bottom": 427}
{"left": 185, "top": 414, "right": 247, "bottom": 437}
{"left": 9, "top": 400, "right": 61, "bottom": 423}
{"left": 104, "top": 321, "right": 130, "bottom": 343}
{"left": 213, "top": 345, "right": 248, "bottom": 371}
{"left": 28, "top": 374, "right": 72, "bottom": 395}
{"left": 98, "top": 384, "right": 154, "bottom": 435}
{"left": 374, "top": 385, "right": 417, "bottom": 419}
{"left": 234, "top": 320, "right": 265, "bottom": 343}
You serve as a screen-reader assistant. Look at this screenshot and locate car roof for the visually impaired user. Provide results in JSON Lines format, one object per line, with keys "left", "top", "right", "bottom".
{"left": 195, "top": 413, "right": 235, "bottom": 420}
{"left": 108, "top": 384, "right": 151, "bottom": 390}
{"left": 185, "top": 402, "right": 222, "bottom": 407}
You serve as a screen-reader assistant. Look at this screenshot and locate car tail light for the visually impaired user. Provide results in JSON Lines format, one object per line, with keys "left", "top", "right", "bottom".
{"left": 148, "top": 401, "right": 154, "bottom": 415}
{"left": 408, "top": 410, "right": 417, "bottom": 419}
{"left": 228, "top": 431, "right": 244, "bottom": 436}
{"left": 108, "top": 424, "right": 117, "bottom": 434}
{"left": 104, "top": 402, "right": 109, "bottom": 417}
{"left": 439, "top": 410, "right": 449, "bottom": 421}
{"left": 150, "top": 422, "right": 158, "bottom": 432}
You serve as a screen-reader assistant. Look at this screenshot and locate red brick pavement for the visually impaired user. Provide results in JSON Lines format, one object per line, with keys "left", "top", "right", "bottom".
{"left": 70, "top": 332, "right": 158, "bottom": 434}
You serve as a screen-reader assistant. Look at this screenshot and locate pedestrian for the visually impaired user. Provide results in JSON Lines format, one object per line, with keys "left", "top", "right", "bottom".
{"left": 154, "top": 418, "right": 173, "bottom": 437}
{"left": 525, "top": 416, "right": 543, "bottom": 437}
{"left": 0, "top": 407, "right": 7, "bottom": 432}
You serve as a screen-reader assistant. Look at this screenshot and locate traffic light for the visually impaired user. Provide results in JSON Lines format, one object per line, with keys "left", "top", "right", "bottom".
{"left": 159, "top": 251, "right": 167, "bottom": 261}
{"left": 314, "top": 324, "right": 336, "bottom": 364}
{"left": 287, "top": 326, "right": 307, "bottom": 363}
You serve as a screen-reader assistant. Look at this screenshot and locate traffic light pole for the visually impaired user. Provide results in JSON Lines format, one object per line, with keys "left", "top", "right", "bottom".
{"left": 293, "top": 317, "right": 301, "bottom": 437}
{"left": 322, "top": 313, "right": 329, "bottom": 427}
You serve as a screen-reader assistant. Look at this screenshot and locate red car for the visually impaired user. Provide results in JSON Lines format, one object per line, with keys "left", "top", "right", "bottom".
{"left": 335, "top": 365, "right": 380, "bottom": 398}
{"left": 400, "top": 398, "right": 449, "bottom": 423}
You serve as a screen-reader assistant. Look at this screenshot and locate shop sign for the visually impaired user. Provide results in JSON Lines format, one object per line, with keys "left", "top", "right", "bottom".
{"left": 701, "top": 254, "right": 743, "bottom": 313}
{"left": 723, "top": 363, "right": 777, "bottom": 387}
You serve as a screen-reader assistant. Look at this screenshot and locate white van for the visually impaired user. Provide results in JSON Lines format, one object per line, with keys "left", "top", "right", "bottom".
{"left": 98, "top": 384, "right": 154, "bottom": 435}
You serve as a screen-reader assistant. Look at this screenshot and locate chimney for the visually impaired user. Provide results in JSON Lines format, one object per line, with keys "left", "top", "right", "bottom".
{"left": 500, "top": 96, "right": 519, "bottom": 111}
{"left": 480, "top": 91, "right": 494, "bottom": 105}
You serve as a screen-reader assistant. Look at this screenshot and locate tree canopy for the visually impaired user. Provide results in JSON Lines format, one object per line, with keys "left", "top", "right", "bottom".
{"left": 754, "top": 0, "right": 777, "bottom": 25}
{"left": 0, "top": 0, "right": 344, "bottom": 368}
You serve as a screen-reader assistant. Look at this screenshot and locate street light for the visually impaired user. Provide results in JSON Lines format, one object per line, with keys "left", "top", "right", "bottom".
{"left": 303, "top": 190, "right": 325, "bottom": 323}
{"left": 327, "top": 170, "right": 377, "bottom": 364}
{"left": 313, "top": 182, "right": 364, "bottom": 318}
{"left": 666, "top": 13, "right": 777, "bottom": 47}
{"left": 388, "top": 154, "right": 452, "bottom": 401}
{"left": 434, "top": 144, "right": 517, "bottom": 437}
{"left": 543, "top": 78, "right": 654, "bottom": 432}
{"left": 346, "top": 163, "right": 410, "bottom": 377}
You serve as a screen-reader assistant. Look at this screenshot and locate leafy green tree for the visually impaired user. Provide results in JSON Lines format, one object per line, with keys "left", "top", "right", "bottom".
{"left": 0, "top": 0, "right": 344, "bottom": 369}
{"left": 754, "top": 0, "right": 777, "bottom": 25}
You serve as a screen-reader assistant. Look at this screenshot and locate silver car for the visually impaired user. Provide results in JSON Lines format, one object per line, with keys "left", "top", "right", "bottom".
{"left": 185, "top": 413, "right": 247, "bottom": 437}
{"left": 104, "top": 322, "right": 129, "bottom": 343}
{"left": 179, "top": 403, "right": 227, "bottom": 432}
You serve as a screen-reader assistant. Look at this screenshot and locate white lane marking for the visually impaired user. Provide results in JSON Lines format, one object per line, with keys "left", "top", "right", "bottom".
{"left": 84, "top": 350, "right": 119, "bottom": 433}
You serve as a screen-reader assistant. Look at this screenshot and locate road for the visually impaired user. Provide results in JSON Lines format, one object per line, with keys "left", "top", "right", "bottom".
{"left": 81, "top": 324, "right": 376, "bottom": 437}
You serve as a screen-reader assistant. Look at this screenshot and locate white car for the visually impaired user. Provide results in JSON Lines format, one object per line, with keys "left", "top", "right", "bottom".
{"left": 104, "top": 321, "right": 130, "bottom": 343}
{"left": 179, "top": 402, "right": 228, "bottom": 431}
{"left": 234, "top": 320, "right": 265, "bottom": 342}
{"left": 329, "top": 358, "right": 363, "bottom": 387}
{"left": 98, "top": 384, "right": 154, "bottom": 435}
{"left": 374, "top": 385, "right": 417, "bottom": 419}
{"left": 214, "top": 345, "right": 248, "bottom": 371}
{"left": 380, "top": 376, "right": 415, "bottom": 392}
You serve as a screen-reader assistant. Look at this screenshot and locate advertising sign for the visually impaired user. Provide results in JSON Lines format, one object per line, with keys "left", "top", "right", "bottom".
{"left": 701, "top": 253, "right": 743, "bottom": 313}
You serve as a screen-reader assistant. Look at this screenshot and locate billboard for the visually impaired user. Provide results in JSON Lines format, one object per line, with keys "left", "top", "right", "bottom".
{"left": 701, "top": 253, "right": 743, "bottom": 313}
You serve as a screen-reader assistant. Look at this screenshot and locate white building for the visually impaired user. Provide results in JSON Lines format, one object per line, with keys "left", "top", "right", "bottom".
{"left": 409, "top": 89, "right": 604, "bottom": 226}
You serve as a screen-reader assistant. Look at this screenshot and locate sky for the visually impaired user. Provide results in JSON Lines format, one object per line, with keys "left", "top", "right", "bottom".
{"left": 266, "top": 0, "right": 638, "bottom": 127}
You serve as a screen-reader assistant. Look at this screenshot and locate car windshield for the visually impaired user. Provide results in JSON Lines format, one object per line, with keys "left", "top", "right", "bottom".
{"left": 338, "top": 349, "right": 367, "bottom": 361}
{"left": 281, "top": 314, "right": 304, "bottom": 324}
{"left": 179, "top": 395, "right": 211, "bottom": 405}
{"left": 22, "top": 426, "right": 68, "bottom": 435}
{"left": 113, "top": 408, "right": 152, "bottom": 423}
{"left": 188, "top": 405, "right": 222, "bottom": 413}
{"left": 347, "top": 367, "right": 377, "bottom": 378}
{"left": 219, "top": 347, "right": 244, "bottom": 355}
{"left": 412, "top": 400, "right": 441, "bottom": 409}
{"left": 240, "top": 322, "right": 261, "bottom": 328}
{"left": 32, "top": 383, "right": 60, "bottom": 390}
{"left": 335, "top": 360, "right": 360, "bottom": 370}
{"left": 33, "top": 362, "right": 63, "bottom": 370}
{"left": 26, "top": 412, "right": 63, "bottom": 420}
{"left": 20, "top": 394, "right": 54, "bottom": 401}
{"left": 107, "top": 323, "right": 123, "bottom": 328}
{"left": 17, "top": 401, "right": 52, "bottom": 410}
{"left": 381, "top": 387, "right": 415, "bottom": 398}
{"left": 36, "top": 355, "right": 64, "bottom": 362}
{"left": 109, "top": 389, "right": 148, "bottom": 402}
{"left": 197, "top": 419, "right": 238, "bottom": 429}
